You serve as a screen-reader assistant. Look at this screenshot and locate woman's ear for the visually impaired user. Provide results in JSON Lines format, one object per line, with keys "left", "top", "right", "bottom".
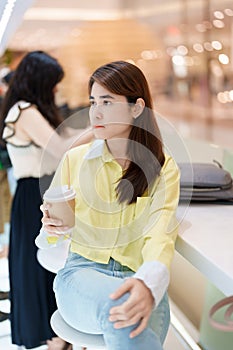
{"left": 132, "top": 98, "right": 145, "bottom": 119}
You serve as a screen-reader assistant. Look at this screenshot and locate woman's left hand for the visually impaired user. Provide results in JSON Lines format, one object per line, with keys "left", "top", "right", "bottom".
{"left": 109, "top": 278, "right": 154, "bottom": 338}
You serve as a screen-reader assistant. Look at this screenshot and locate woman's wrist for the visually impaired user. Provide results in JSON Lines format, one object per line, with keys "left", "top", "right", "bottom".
{"left": 133, "top": 261, "right": 170, "bottom": 307}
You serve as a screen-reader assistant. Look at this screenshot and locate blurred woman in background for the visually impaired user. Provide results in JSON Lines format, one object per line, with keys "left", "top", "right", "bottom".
{"left": 0, "top": 50, "right": 92, "bottom": 350}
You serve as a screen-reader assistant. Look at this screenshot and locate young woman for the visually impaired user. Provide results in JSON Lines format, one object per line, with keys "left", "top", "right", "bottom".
{"left": 42, "top": 61, "right": 180, "bottom": 350}
{"left": 0, "top": 51, "right": 92, "bottom": 350}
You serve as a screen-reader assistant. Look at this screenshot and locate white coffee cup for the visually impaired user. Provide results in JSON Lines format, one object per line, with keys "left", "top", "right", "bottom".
{"left": 35, "top": 185, "right": 75, "bottom": 249}
{"left": 43, "top": 185, "right": 76, "bottom": 230}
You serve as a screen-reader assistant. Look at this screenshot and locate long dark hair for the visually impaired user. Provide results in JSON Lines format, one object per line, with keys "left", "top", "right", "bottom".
{"left": 89, "top": 61, "right": 165, "bottom": 204}
{"left": 0, "top": 50, "right": 64, "bottom": 143}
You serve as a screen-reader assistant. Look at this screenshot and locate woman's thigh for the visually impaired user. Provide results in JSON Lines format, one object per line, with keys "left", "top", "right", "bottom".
{"left": 54, "top": 253, "right": 170, "bottom": 342}
{"left": 54, "top": 262, "right": 127, "bottom": 334}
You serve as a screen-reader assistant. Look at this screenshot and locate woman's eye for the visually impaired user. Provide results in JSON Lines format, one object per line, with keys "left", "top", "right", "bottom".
{"left": 103, "top": 100, "right": 112, "bottom": 105}
{"left": 89, "top": 100, "right": 96, "bottom": 106}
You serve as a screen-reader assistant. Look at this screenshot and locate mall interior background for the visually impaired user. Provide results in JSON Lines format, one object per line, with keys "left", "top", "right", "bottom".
{"left": 1, "top": 0, "right": 233, "bottom": 150}
{"left": 0, "top": 1, "right": 233, "bottom": 349}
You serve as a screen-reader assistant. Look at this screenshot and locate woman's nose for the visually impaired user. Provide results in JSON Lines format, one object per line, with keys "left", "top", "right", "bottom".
{"left": 93, "top": 105, "right": 103, "bottom": 119}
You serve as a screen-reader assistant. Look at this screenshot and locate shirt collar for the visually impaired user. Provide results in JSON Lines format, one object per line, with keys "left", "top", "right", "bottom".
{"left": 84, "top": 139, "right": 113, "bottom": 162}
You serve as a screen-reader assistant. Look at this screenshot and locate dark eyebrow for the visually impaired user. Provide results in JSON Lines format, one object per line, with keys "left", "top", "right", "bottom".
{"left": 89, "top": 95, "right": 115, "bottom": 100}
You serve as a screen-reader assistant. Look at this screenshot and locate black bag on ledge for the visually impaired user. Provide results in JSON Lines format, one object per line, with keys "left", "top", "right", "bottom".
{"left": 178, "top": 161, "right": 233, "bottom": 203}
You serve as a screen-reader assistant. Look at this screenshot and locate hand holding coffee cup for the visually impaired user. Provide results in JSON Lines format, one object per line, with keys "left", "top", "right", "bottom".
{"left": 35, "top": 185, "right": 76, "bottom": 249}
{"left": 41, "top": 203, "right": 69, "bottom": 234}
{"left": 43, "top": 185, "right": 76, "bottom": 232}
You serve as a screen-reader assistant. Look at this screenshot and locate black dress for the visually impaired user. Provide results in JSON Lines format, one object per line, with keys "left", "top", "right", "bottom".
{"left": 9, "top": 176, "right": 57, "bottom": 349}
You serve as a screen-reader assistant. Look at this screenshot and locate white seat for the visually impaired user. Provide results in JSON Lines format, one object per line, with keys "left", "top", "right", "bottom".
{"left": 37, "top": 239, "right": 70, "bottom": 274}
{"left": 51, "top": 310, "right": 106, "bottom": 350}
{"left": 37, "top": 242, "right": 106, "bottom": 349}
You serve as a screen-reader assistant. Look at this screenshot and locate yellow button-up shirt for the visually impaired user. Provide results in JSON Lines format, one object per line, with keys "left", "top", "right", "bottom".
{"left": 50, "top": 139, "right": 180, "bottom": 273}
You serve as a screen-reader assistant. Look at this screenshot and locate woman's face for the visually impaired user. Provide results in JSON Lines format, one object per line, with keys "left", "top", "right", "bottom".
{"left": 89, "top": 82, "right": 133, "bottom": 140}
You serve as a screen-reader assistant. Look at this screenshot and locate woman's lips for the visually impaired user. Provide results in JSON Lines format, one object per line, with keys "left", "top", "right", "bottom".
{"left": 94, "top": 125, "right": 105, "bottom": 128}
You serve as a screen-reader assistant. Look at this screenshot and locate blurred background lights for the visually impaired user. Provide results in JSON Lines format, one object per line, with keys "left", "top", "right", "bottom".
{"left": 193, "top": 43, "right": 204, "bottom": 53}
{"left": 213, "top": 19, "right": 225, "bottom": 28}
{"left": 141, "top": 50, "right": 155, "bottom": 60}
{"left": 214, "top": 11, "right": 224, "bottom": 19}
{"left": 211, "top": 40, "right": 222, "bottom": 50}
{"left": 218, "top": 53, "right": 229, "bottom": 64}
{"left": 172, "top": 55, "right": 185, "bottom": 66}
{"left": 177, "top": 45, "right": 188, "bottom": 55}
{"left": 217, "top": 92, "right": 227, "bottom": 103}
{"left": 217, "top": 91, "right": 233, "bottom": 103}
{"left": 224, "top": 8, "right": 233, "bottom": 16}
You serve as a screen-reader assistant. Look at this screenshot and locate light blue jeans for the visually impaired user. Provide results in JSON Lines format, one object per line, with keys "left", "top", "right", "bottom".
{"left": 53, "top": 252, "right": 170, "bottom": 350}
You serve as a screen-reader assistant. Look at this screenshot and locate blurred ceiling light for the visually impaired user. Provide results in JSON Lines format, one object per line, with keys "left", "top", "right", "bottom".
{"left": 211, "top": 40, "right": 222, "bottom": 50}
{"left": 0, "top": 0, "right": 17, "bottom": 44}
{"left": 203, "top": 42, "right": 213, "bottom": 51}
{"left": 141, "top": 50, "right": 155, "bottom": 60}
{"left": 24, "top": 8, "right": 124, "bottom": 21}
{"left": 214, "top": 11, "right": 224, "bottom": 19}
{"left": 177, "top": 45, "right": 188, "bottom": 55}
{"left": 213, "top": 19, "right": 225, "bottom": 28}
{"left": 24, "top": 3, "right": 184, "bottom": 21}
{"left": 229, "top": 90, "right": 233, "bottom": 101}
{"left": 224, "top": 91, "right": 232, "bottom": 103}
{"left": 224, "top": 8, "right": 233, "bottom": 16}
{"left": 172, "top": 55, "right": 185, "bottom": 66}
{"left": 193, "top": 43, "right": 204, "bottom": 53}
{"left": 218, "top": 53, "right": 229, "bottom": 64}
{"left": 217, "top": 92, "right": 228, "bottom": 103}
{"left": 141, "top": 50, "right": 162, "bottom": 60}
{"left": 173, "top": 64, "right": 187, "bottom": 78}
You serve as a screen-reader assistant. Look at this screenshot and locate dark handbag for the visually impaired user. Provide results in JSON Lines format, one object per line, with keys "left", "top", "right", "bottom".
{"left": 0, "top": 145, "right": 12, "bottom": 169}
{"left": 178, "top": 161, "right": 233, "bottom": 203}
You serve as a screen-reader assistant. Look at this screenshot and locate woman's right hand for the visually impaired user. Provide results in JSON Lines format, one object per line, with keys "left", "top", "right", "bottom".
{"left": 40, "top": 203, "right": 69, "bottom": 235}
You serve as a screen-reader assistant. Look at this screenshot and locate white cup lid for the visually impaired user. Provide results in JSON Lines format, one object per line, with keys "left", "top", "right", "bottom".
{"left": 43, "top": 185, "right": 75, "bottom": 202}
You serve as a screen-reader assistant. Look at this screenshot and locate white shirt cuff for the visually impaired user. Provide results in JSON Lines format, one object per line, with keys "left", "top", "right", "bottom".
{"left": 133, "top": 261, "right": 170, "bottom": 308}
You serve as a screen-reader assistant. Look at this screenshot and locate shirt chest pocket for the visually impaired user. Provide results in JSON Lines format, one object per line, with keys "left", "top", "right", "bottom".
{"left": 134, "top": 196, "right": 151, "bottom": 223}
